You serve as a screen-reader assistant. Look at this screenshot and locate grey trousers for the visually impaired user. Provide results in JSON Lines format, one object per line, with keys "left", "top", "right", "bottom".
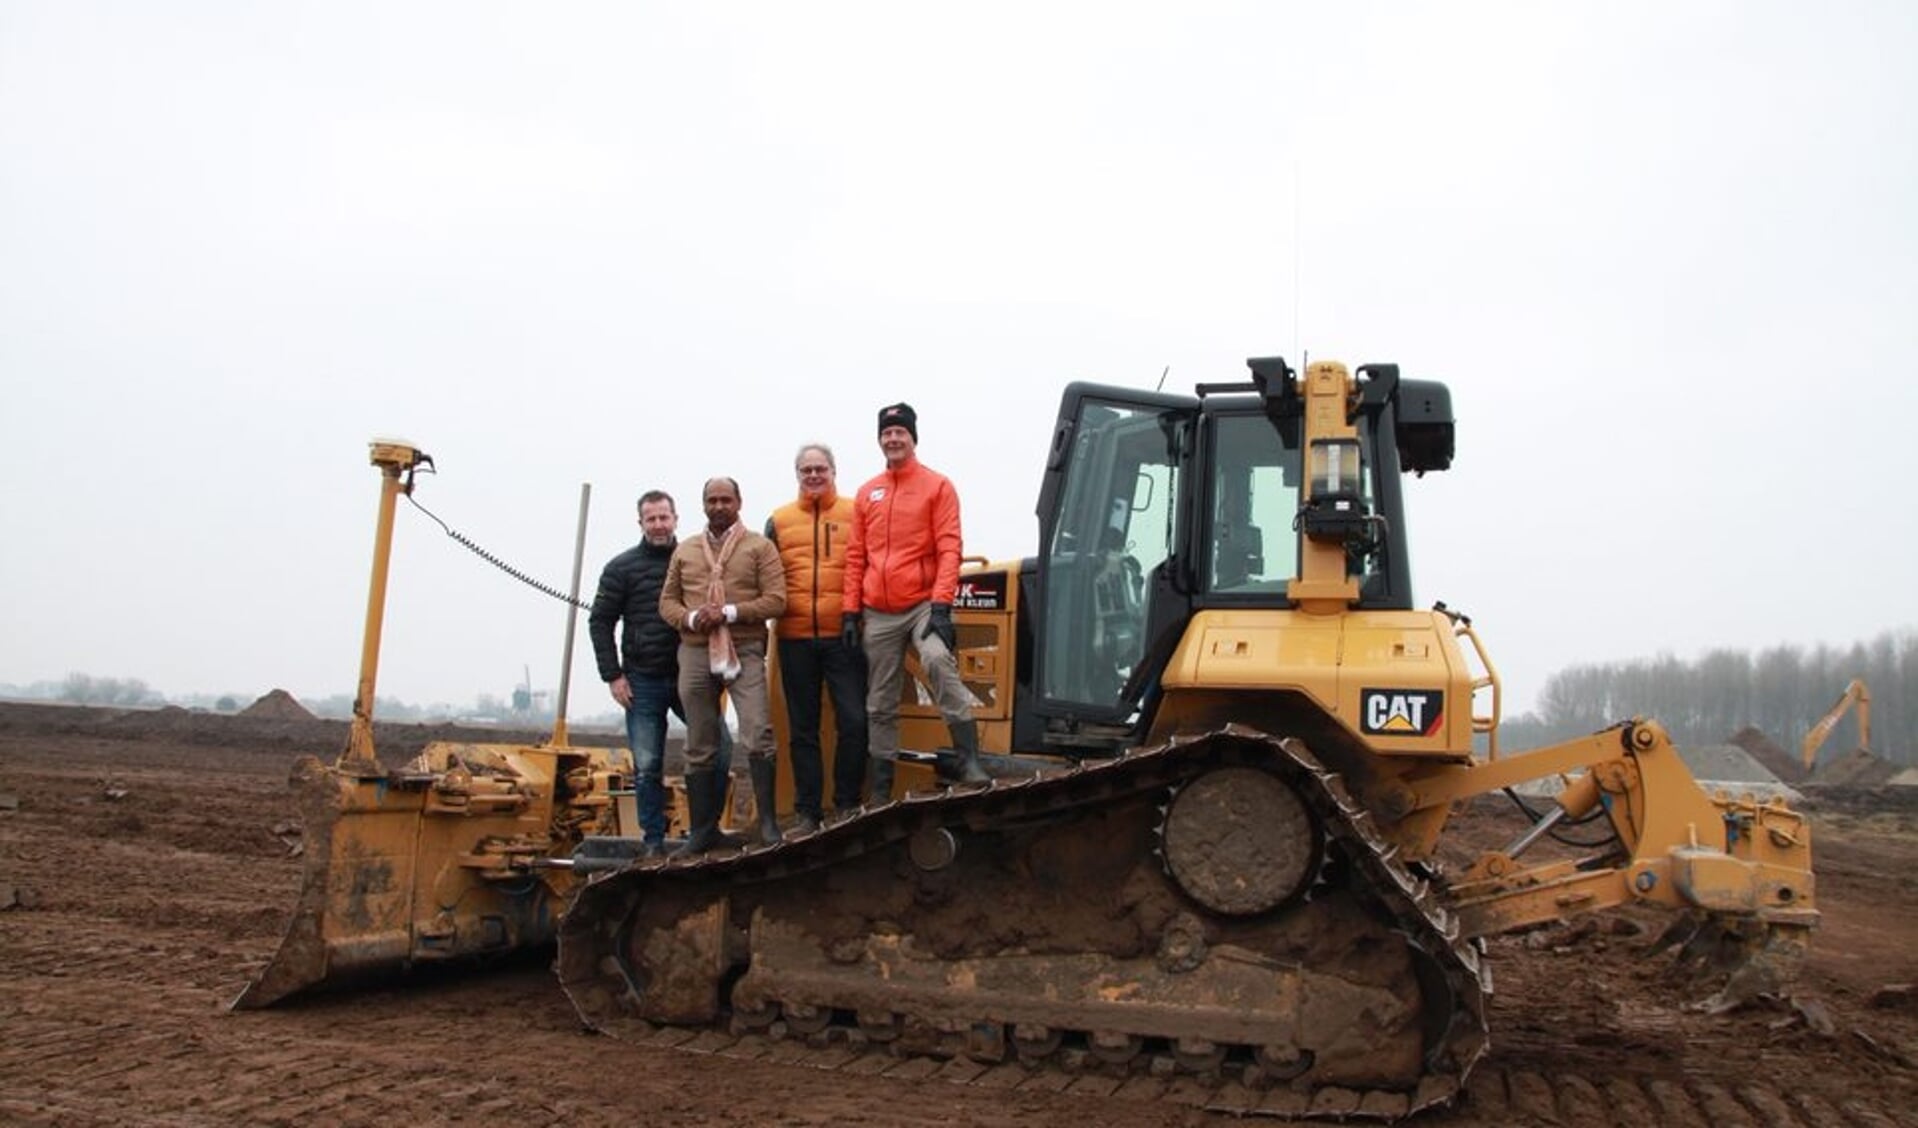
{"left": 862, "top": 602, "right": 973, "bottom": 758}
{"left": 678, "top": 639, "right": 777, "bottom": 769}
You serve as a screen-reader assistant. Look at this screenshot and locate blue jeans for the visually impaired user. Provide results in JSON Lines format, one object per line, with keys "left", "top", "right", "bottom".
{"left": 777, "top": 635, "right": 869, "bottom": 814}
{"left": 624, "top": 671, "right": 730, "bottom": 845}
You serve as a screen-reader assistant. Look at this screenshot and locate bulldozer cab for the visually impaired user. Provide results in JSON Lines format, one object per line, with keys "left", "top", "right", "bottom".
{"left": 1029, "top": 359, "right": 1453, "bottom": 734}
{"left": 1032, "top": 387, "right": 1191, "bottom": 717}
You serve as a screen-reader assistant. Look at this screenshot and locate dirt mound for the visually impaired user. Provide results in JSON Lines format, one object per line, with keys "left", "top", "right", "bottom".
{"left": 100, "top": 704, "right": 206, "bottom": 737}
{"left": 1811, "top": 746, "right": 1900, "bottom": 788}
{"left": 1676, "top": 742, "right": 1799, "bottom": 802}
{"left": 241, "top": 689, "right": 314, "bottom": 721}
{"left": 1729, "top": 725, "right": 1805, "bottom": 783}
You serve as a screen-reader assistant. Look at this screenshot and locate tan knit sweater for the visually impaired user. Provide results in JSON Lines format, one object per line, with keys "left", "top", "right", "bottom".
{"left": 658, "top": 526, "right": 787, "bottom": 646}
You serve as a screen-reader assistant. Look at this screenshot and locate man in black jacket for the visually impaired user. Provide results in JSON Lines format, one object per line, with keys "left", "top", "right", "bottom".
{"left": 588, "top": 489, "right": 728, "bottom": 856}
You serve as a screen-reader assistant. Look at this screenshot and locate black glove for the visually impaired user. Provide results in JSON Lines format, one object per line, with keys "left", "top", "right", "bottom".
{"left": 840, "top": 612, "right": 862, "bottom": 651}
{"left": 921, "top": 602, "right": 957, "bottom": 652}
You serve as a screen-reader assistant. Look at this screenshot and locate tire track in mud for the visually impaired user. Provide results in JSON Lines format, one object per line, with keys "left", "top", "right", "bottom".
{"left": 6, "top": 913, "right": 267, "bottom": 995}
{"left": 1455, "top": 1065, "right": 1901, "bottom": 1128}
{"left": 1, "top": 980, "right": 615, "bottom": 1126}
{"left": 588, "top": 1019, "right": 1908, "bottom": 1127}
{"left": 0, "top": 908, "right": 583, "bottom": 1127}
{"left": 0, "top": 930, "right": 1139, "bottom": 1128}
{"left": 1, "top": 919, "right": 1907, "bottom": 1127}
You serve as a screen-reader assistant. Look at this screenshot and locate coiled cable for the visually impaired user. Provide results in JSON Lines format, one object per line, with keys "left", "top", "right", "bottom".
{"left": 405, "top": 494, "right": 590, "bottom": 611}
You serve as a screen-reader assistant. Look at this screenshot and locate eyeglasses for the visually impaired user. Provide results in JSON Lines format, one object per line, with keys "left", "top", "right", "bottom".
{"left": 797, "top": 465, "right": 832, "bottom": 476}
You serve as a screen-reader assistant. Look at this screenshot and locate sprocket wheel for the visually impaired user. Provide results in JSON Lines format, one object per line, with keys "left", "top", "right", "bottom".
{"left": 1160, "top": 766, "right": 1321, "bottom": 916}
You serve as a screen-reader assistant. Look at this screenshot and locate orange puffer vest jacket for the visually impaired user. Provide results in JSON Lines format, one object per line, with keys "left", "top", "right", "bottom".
{"left": 766, "top": 489, "right": 857, "bottom": 640}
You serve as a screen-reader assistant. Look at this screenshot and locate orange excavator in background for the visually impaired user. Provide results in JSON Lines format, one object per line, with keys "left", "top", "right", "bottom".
{"left": 238, "top": 359, "right": 1819, "bottom": 1122}
{"left": 1802, "top": 677, "right": 1871, "bottom": 771}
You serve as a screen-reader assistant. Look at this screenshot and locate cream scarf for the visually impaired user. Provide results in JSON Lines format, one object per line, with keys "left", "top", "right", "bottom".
{"left": 702, "top": 523, "right": 743, "bottom": 683}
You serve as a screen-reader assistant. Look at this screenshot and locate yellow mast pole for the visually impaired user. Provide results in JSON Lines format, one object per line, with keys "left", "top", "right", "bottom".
{"left": 340, "top": 440, "right": 429, "bottom": 775}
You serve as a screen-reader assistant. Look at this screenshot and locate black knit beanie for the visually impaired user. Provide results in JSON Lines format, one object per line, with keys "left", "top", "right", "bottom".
{"left": 877, "top": 402, "right": 918, "bottom": 441}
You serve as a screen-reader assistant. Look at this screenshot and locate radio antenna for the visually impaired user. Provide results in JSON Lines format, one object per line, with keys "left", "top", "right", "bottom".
{"left": 1154, "top": 364, "right": 1170, "bottom": 392}
{"left": 1292, "top": 153, "right": 1303, "bottom": 362}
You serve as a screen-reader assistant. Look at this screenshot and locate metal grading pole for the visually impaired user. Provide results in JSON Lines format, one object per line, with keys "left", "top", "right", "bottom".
{"left": 549, "top": 481, "right": 592, "bottom": 747}
{"left": 342, "top": 441, "right": 429, "bottom": 774}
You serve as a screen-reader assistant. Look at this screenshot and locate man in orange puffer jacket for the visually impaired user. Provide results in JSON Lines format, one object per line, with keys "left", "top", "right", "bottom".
{"left": 841, "top": 402, "right": 986, "bottom": 798}
{"left": 765, "top": 442, "right": 869, "bottom": 831}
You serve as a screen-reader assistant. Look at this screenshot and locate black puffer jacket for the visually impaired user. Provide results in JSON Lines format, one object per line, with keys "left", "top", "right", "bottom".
{"left": 588, "top": 539, "right": 681, "bottom": 681}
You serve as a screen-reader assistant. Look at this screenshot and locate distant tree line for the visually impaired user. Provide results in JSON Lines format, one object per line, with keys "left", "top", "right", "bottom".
{"left": 1498, "top": 629, "right": 1914, "bottom": 765}
{"left": 0, "top": 676, "right": 447, "bottom": 721}
{"left": 53, "top": 673, "right": 165, "bottom": 707}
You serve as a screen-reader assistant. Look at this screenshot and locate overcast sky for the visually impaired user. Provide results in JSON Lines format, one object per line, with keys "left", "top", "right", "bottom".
{"left": 3, "top": 2, "right": 1913, "bottom": 721}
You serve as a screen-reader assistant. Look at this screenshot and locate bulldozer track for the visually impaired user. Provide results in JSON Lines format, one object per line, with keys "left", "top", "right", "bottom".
{"left": 560, "top": 727, "right": 1494, "bottom": 1121}
{"left": 524, "top": 1024, "right": 1903, "bottom": 1126}
{"left": 1, "top": 953, "right": 1896, "bottom": 1128}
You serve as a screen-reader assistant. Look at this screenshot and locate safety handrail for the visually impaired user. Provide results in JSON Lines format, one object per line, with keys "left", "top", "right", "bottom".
{"left": 1450, "top": 614, "right": 1503, "bottom": 761}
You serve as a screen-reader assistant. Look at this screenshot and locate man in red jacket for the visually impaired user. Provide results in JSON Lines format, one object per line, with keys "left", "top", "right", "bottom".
{"left": 841, "top": 402, "right": 986, "bottom": 798}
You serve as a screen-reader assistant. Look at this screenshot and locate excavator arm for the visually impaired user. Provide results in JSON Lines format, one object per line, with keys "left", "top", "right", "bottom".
{"left": 1801, "top": 678, "right": 1870, "bottom": 770}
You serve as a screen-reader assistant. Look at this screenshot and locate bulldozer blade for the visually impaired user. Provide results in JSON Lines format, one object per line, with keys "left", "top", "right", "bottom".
{"left": 233, "top": 756, "right": 362, "bottom": 1008}
{"left": 234, "top": 740, "right": 626, "bottom": 1010}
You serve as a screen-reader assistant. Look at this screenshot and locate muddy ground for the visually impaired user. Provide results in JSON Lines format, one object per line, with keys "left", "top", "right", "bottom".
{"left": 2, "top": 700, "right": 1916, "bottom": 1126}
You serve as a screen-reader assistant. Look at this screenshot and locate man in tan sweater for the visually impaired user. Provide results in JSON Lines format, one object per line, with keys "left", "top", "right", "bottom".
{"left": 659, "top": 476, "right": 787, "bottom": 853}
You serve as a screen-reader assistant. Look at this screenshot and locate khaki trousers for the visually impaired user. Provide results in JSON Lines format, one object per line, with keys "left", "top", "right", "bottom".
{"left": 862, "top": 602, "right": 973, "bottom": 758}
{"left": 678, "top": 639, "right": 777, "bottom": 770}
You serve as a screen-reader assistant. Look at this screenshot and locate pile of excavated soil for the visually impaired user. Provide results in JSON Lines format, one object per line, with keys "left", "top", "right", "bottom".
{"left": 1729, "top": 725, "right": 1806, "bottom": 783}
{"left": 240, "top": 689, "right": 315, "bottom": 721}
{"left": 1677, "top": 742, "right": 1799, "bottom": 802}
{"left": 1811, "top": 747, "right": 1901, "bottom": 788}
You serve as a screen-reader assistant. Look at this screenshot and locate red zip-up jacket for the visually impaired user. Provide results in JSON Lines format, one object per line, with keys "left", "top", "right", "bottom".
{"left": 842, "top": 455, "right": 963, "bottom": 615}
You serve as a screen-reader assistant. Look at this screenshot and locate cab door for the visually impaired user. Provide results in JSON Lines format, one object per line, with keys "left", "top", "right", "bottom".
{"left": 1032, "top": 383, "right": 1197, "bottom": 727}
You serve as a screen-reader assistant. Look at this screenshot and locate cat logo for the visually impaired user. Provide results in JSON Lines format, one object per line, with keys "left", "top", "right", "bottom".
{"left": 1360, "top": 689, "right": 1444, "bottom": 737}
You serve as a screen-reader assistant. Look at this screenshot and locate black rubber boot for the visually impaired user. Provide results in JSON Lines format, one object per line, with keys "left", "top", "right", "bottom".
{"left": 749, "top": 757, "right": 782, "bottom": 845}
{"left": 949, "top": 719, "right": 989, "bottom": 784}
{"left": 868, "top": 754, "right": 895, "bottom": 805}
{"left": 711, "top": 768, "right": 749, "bottom": 849}
{"left": 675, "top": 768, "right": 744, "bottom": 856}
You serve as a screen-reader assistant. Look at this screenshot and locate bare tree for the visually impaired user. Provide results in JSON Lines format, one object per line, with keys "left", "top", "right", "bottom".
{"left": 1514, "top": 629, "right": 1913, "bottom": 763}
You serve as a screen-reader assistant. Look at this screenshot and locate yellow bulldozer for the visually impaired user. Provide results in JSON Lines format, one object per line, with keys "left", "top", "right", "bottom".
{"left": 237, "top": 359, "right": 1816, "bottom": 1121}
